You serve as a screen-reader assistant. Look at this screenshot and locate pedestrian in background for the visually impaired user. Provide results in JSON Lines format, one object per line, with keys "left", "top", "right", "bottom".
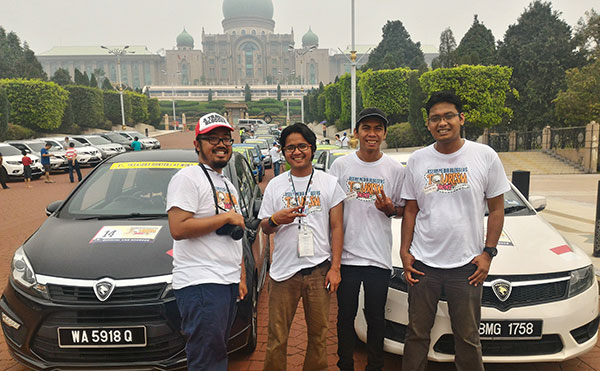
{"left": 335, "top": 134, "right": 342, "bottom": 147}
{"left": 0, "top": 152, "right": 9, "bottom": 189}
{"left": 258, "top": 123, "right": 345, "bottom": 371}
{"left": 66, "top": 142, "right": 82, "bottom": 183}
{"left": 40, "top": 142, "right": 55, "bottom": 183}
{"left": 269, "top": 141, "right": 282, "bottom": 177}
{"left": 330, "top": 108, "right": 406, "bottom": 371}
{"left": 131, "top": 136, "right": 142, "bottom": 151}
{"left": 21, "top": 150, "right": 33, "bottom": 188}
{"left": 62, "top": 136, "right": 70, "bottom": 150}
{"left": 400, "top": 91, "right": 509, "bottom": 371}
{"left": 166, "top": 113, "right": 247, "bottom": 370}
{"left": 340, "top": 132, "right": 349, "bottom": 148}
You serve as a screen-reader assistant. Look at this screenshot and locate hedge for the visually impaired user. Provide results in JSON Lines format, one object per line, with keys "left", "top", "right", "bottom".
{"left": 103, "top": 90, "right": 132, "bottom": 126}
{"left": 358, "top": 68, "right": 413, "bottom": 124}
{"left": 126, "top": 91, "right": 149, "bottom": 124}
{"left": 65, "top": 85, "right": 104, "bottom": 129}
{"left": 0, "top": 87, "right": 8, "bottom": 137}
{"left": 385, "top": 122, "right": 422, "bottom": 148}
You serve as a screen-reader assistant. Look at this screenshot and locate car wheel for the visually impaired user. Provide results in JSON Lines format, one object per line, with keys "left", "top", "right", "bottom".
{"left": 241, "top": 280, "right": 258, "bottom": 354}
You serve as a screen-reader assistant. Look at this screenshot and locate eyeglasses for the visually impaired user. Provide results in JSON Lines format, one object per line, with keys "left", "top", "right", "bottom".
{"left": 428, "top": 112, "right": 460, "bottom": 124}
{"left": 283, "top": 143, "right": 311, "bottom": 154}
{"left": 200, "top": 136, "right": 234, "bottom": 146}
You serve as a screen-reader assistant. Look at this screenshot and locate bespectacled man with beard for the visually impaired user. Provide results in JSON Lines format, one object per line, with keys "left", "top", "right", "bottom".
{"left": 329, "top": 108, "right": 406, "bottom": 371}
{"left": 258, "top": 122, "right": 346, "bottom": 371}
{"left": 400, "top": 91, "right": 509, "bottom": 371}
{"left": 166, "top": 112, "right": 247, "bottom": 370}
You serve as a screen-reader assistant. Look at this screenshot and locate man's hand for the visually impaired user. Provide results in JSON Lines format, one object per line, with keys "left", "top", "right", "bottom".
{"left": 325, "top": 266, "right": 341, "bottom": 293}
{"left": 400, "top": 250, "right": 424, "bottom": 286}
{"left": 468, "top": 253, "right": 491, "bottom": 286}
{"left": 271, "top": 206, "right": 306, "bottom": 225}
{"left": 225, "top": 209, "right": 246, "bottom": 229}
{"left": 374, "top": 189, "right": 395, "bottom": 216}
{"left": 238, "top": 278, "right": 248, "bottom": 300}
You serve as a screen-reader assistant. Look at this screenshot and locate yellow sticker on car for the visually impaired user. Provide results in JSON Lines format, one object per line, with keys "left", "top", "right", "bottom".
{"left": 109, "top": 162, "right": 196, "bottom": 170}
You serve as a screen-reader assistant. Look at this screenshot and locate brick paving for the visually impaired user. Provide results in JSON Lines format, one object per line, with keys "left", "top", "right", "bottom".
{"left": 0, "top": 130, "right": 598, "bottom": 370}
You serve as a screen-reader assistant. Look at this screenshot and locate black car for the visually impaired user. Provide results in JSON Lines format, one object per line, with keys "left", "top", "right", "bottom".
{"left": 1, "top": 150, "right": 270, "bottom": 370}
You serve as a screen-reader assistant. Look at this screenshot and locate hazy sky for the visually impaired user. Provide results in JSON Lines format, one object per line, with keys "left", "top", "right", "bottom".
{"left": 1, "top": 0, "right": 597, "bottom": 55}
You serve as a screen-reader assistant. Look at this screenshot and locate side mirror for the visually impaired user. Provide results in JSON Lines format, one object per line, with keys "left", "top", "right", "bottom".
{"left": 46, "top": 200, "right": 63, "bottom": 216}
{"left": 84, "top": 143, "right": 90, "bottom": 146}
{"left": 314, "top": 163, "right": 325, "bottom": 171}
{"left": 529, "top": 195, "right": 547, "bottom": 212}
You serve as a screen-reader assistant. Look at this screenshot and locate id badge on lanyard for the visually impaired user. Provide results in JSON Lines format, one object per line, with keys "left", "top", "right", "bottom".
{"left": 298, "top": 224, "right": 315, "bottom": 257}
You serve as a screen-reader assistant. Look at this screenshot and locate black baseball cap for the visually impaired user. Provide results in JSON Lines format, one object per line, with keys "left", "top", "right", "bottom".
{"left": 356, "top": 107, "right": 389, "bottom": 129}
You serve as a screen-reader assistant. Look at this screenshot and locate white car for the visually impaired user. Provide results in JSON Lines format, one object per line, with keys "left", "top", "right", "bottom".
{"left": 117, "top": 131, "right": 161, "bottom": 150}
{"left": 43, "top": 138, "right": 103, "bottom": 166}
{"left": 0, "top": 143, "right": 44, "bottom": 178}
{"left": 71, "top": 135, "right": 126, "bottom": 158}
{"left": 8, "top": 140, "right": 69, "bottom": 172}
{"left": 354, "top": 152, "right": 599, "bottom": 363}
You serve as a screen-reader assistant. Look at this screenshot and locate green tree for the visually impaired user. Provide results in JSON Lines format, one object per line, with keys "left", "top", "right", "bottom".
{"left": 89, "top": 73, "right": 98, "bottom": 88}
{"left": 126, "top": 91, "right": 149, "bottom": 124}
{"left": 147, "top": 98, "right": 162, "bottom": 127}
{"left": 364, "top": 20, "right": 425, "bottom": 70}
{"left": 438, "top": 28, "right": 457, "bottom": 68}
{"left": 74, "top": 69, "right": 86, "bottom": 86}
{"left": 339, "top": 72, "right": 364, "bottom": 128}
{"left": 277, "top": 83, "right": 281, "bottom": 101}
{"left": 0, "top": 79, "right": 68, "bottom": 131}
{"left": 65, "top": 85, "right": 105, "bottom": 129}
{"left": 324, "top": 83, "right": 341, "bottom": 129}
{"left": 554, "top": 59, "right": 600, "bottom": 125}
{"left": 101, "top": 77, "right": 113, "bottom": 90}
{"left": 455, "top": 15, "right": 497, "bottom": 65}
{"left": 574, "top": 9, "right": 600, "bottom": 60}
{"left": 420, "top": 65, "right": 517, "bottom": 139}
{"left": 358, "top": 68, "right": 413, "bottom": 124}
{"left": 497, "top": 1, "right": 584, "bottom": 129}
{"left": 208, "top": 88, "right": 213, "bottom": 102}
{"left": 0, "top": 87, "right": 9, "bottom": 138}
{"left": 103, "top": 90, "right": 132, "bottom": 126}
{"left": 21, "top": 43, "right": 47, "bottom": 80}
{"left": 0, "top": 28, "right": 46, "bottom": 80}
{"left": 386, "top": 122, "right": 422, "bottom": 148}
{"left": 408, "top": 66, "right": 429, "bottom": 143}
{"left": 51, "top": 68, "right": 72, "bottom": 86}
{"left": 244, "top": 84, "right": 251, "bottom": 102}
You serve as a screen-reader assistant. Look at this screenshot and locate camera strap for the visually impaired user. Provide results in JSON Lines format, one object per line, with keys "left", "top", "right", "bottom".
{"left": 199, "top": 164, "right": 234, "bottom": 215}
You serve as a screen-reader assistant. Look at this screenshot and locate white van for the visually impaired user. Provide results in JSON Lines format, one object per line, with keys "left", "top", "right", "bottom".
{"left": 238, "top": 119, "right": 267, "bottom": 130}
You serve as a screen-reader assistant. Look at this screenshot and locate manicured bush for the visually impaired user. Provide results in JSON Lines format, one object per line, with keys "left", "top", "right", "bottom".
{"left": 0, "top": 87, "right": 9, "bottom": 138}
{"left": 126, "top": 91, "right": 149, "bottom": 124}
{"left": 385, "top": 122, "right": 422, "bottom": 148}
{"left": 148, "top": 98, "right": 162, "bottom": 127}
{"left": 65, "top": 85, "right": 104, "bottom": 128}
{"left": 359, "top": 68, "right": 413, "bottom": 124}
{"left": 1, "top": 123, "right": 34, "bottom": 140}
{"left": 103, "top": 90, "right": 132, "bottom": 126}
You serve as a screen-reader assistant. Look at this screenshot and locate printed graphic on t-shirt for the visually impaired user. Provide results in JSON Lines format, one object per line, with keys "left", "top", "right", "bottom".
{"left": 345, "top": 176, "right": 385, "bottom": 202}
{"left": 424, "top": 167, "right": 470, "bottom": 194}
{"left": 215, "top": 186, "right": 240, "bottom": 213}
{"left": 281, "top": 190, "right": 322, "bottom": 215}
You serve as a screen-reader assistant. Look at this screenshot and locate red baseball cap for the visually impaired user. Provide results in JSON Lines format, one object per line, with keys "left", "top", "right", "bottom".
{"left": 195, "top": 113, "right": 233, "bottom": 136}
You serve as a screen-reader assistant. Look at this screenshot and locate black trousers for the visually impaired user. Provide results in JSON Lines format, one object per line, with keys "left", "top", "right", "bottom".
{"left": 337, "top": 265, "right": 391, "bottom": 371}
{"left": 68, "top": 161, "right": 82, "bottom": 182}
{"left": 0, "top": 165, "right": 8, "bottom": 189}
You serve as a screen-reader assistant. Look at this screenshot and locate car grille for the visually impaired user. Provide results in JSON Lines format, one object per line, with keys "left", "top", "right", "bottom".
{"left": 433, "top": 334, "right": 563, "bottom": 356}
{"left": 31, "top": 308, "right": 185, "bottom": 363}
{"left": 48, "top": 283, "right": 167, "bottom": 304}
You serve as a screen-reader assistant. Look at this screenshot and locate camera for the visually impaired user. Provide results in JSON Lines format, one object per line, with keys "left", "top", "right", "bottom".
{"left": 216, "top": 224, "right": 244, "bottom": 240}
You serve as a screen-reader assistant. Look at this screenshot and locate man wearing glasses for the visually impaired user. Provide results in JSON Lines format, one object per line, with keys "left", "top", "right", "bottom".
{"left": 166, "top": 112, "right": 247, "bottom": 370}
{"left": 400, "top": 91, "right": 509, "bottom": 371}
{"left": 258, "top": 122, "right": 346, "bottom": 370}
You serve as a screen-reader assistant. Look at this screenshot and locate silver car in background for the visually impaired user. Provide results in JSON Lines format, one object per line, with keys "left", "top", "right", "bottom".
{"left": 71, "top": 135, "right": 126, "bottom": 159}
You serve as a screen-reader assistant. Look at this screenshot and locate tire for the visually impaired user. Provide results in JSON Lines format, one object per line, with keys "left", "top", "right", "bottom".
{"left": 241, "top": 280, "right": 258, "bottom": 354}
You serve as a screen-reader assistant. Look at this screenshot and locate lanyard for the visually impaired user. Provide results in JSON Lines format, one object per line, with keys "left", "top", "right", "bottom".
{"left": 199, "top": 164, "right": 235, "bottom": 214}
{"left": 289, "top": 169, "right": 314, "bottom": 229}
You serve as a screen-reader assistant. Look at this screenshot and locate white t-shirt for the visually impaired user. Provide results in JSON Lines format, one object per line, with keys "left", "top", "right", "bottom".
{"left": 166, "top": 164, "right": 243, "bottom": 289}
{"left": 258, "top": 169, "right": 346, "bottom": 281}
{"left": 269, "top": 146, "right": 281, "bottom": 163}
{"left": 340, "top": 136, "right": 349, "bottom": 148}
{"left": 401, "top": 140, "right": 510, "bottom": 268}
{"left": 329, "top": 152, "right": 405, "bottom": 269}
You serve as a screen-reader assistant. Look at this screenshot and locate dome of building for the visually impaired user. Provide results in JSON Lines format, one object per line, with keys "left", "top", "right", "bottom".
{"left": 176, "top": 28, "right": 194, "bottom": 48}
{"left": 302, "top": 27, "right": 319, "bottom": 48}
{"left": 223, "top": 0, "right": 274, "bottom": 20}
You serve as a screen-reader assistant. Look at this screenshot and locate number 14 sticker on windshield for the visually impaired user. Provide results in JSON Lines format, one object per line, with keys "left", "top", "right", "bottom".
{"left": 90, "top": 226, "right": 162, "bottom": 244}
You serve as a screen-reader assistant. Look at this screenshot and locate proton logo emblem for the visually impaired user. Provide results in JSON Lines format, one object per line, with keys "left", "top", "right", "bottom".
{"left": 491, "top": 279, "right": 512, "bottom": 302}
{"left": 93, "top": 278, "right": 116, "bottom": 302}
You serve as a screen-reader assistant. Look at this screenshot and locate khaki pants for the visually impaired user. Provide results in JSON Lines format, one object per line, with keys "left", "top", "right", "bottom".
{"left": 264, "top": 262, "right": 330, "bottom": 371}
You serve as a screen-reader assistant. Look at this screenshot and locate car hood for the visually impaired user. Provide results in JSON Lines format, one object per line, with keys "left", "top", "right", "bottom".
{"left": 24, "top": 216, "right": 173, "bottom": 280}
{"left": 391, "top": 214, "right": 591, "bottom": 274}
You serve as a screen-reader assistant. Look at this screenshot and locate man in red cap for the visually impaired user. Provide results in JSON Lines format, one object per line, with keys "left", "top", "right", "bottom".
{"left": 166, "top": 112, "right": 247, "bottom": 370}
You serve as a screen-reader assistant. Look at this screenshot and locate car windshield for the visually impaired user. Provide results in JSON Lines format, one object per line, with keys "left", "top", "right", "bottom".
{"left": 0, "top": 145, "right": 22, "bottom": 156}
{"left": 129, "top": 131, "right": 147, "bottom": 138}
{"left": 68, "top": 140, "right": 85, "bottom": 148}
{"left": 329, "top": 152, "right": 349, "bottom": 167}
{"left": 86, "top": 136, "right": 111, "bottom": 145}
{"left": 247, "top": 140, "right": 267, "bottom": 149}
{"left": 60, "top": 161, "right": 195, "bottom": 218}
{"left": 484, "top": 187, "right": 534, "bottom": 216}
{"left": 26, "top": 142, "right": 46, "bottom": 152}
{"left": 104, "top": 133, "right": 125, "bottom": 141}
{"left": 118, "top": 133, "right": 134, "bottom": 140}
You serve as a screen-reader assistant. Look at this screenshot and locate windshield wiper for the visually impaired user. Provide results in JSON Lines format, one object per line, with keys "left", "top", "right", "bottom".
{"left": 75, "top": 213, "right": 167, "bottom": 220}
{"left": 504, "top": 205, "right": 528, "bottom": 215}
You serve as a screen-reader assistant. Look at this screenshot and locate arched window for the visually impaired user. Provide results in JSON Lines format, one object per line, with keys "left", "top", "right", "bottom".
{"left": 241, "top": 30, "right": 246, "bottom": 35}
{"left": 252, "top": 30, "right": 256, "bottom": 35}
{"left": 232, "top": 31, "right": 236, "bottom": 36}
{"left": 240, "top": 42, "right": 258, "bottom": 78}
{"left": 181, "top": 63, "right": 190, "bottom": 85}
{"left": 309, "top": 63, "right": 316, "bottom": 84}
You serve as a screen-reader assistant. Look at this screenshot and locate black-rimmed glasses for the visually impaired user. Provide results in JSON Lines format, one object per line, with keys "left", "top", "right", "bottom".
{"left": 428, "top": 112, "right": 460, "bottom": 124}
{"left": 283, "top": 143, "right": 311, "bottom": 154}
{"left": 200, "top": 136, "right": 234, "bottom": 146}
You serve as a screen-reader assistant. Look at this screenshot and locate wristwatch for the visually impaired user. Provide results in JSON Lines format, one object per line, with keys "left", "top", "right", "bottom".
{"left": 483, "top": 246, "right": 498, "bottom": 259}
{"left": 267, "top": 216, "right": 278, "bottom": 228}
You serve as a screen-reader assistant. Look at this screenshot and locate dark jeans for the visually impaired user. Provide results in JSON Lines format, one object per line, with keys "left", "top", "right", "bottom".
{"left": 174, "top": 283, "right": 238, "bottom": 371}
{"left": 273, "top": 160, "right": 281, "bottom": 176}
{"left": 402, "top": 261, "right": 483, "bottom": 371}
{"left": 68, "top": 161, "right": 82, "bottom": 183}
{"left": 337, "top": 265, "right": 391, "bottom": 371}
{"left": 0, "top": 166, "right": 8, "bottom": 189}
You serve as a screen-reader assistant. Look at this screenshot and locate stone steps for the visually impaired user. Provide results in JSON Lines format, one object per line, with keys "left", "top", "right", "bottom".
{"left": 498, "top": 151, "right": 585, "bottom": 175}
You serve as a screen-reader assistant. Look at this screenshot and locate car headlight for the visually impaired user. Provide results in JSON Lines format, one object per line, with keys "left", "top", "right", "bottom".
{"left": 389, "top": 266, "right": 408, "bottom": 292}
{"left": 11, "top": 246, "right": 49, "bottom": 299}
{"left": 568, "top": 265, "right": 595, "bottom": 298}
{"left": 6, "top": 161, "right": 20, "bottom": 165}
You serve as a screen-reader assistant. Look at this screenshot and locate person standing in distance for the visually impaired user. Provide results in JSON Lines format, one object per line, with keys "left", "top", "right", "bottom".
{"left": 269, "top": 141, "right": 282, "bottom": 177}
{"left": 65, "top": 142, "right": 82, "bottom": 183}
{"left": 40, "top": 142, "right": 55, "bottom": 183}
{"left": 166, "top": 112, "right": 247, "bottom": 370}
{"left": 329, "top": 108, "right": 405, "bottom": 371}
{"left": 258, "top": 122, "right": 345, "bottom": 371}
{"left": 0, "top": 152, "right": 9, "bottom": 189}
{"left": 400, "top": 91, "right": 509, "bottom": 371}
{"left": 131, "top": 136, "right": 142, "bottom": 151}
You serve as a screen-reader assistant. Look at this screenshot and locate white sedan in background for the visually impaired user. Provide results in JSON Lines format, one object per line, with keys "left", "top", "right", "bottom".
{"left": 354, "top": 152, "right": 599, "bottom": 363}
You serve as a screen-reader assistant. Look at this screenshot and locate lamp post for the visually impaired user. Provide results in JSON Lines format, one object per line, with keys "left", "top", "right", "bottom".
{"left": 278, "top": 69, "right": 295, "bottom": 126}
{"left": 289, "top": 45, "right": 316, "bottom": 123}
{"left": 101, "top": 45, "right": 133, "bottom": 130}
{"left": 161, "top": 70, "right": 181, "bottom": 130}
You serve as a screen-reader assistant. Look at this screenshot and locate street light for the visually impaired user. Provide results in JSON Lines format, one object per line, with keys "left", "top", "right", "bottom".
{"left": 288, "top": 44, "right": 316, "bottom": 123}
{"left": 278, "top": 69, "right": 295, "bottom": 125}
{"left": 101, "top": 45, "right": 134, "bottom": 130}
{"left": 161, "top": 70, "right": 182, "bottom": 130}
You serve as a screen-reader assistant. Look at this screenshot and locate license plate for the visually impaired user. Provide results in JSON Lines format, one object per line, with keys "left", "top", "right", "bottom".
{"left": 58, "top": 326, "right": 146, "bottom": 348}
{"left": 479, "top": 320, "right": 542, "bottom": 340}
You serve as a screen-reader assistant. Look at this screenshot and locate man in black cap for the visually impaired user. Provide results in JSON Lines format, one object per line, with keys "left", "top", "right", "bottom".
{"left": 330, "top": 108, "right": 406, "bottom": 370}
